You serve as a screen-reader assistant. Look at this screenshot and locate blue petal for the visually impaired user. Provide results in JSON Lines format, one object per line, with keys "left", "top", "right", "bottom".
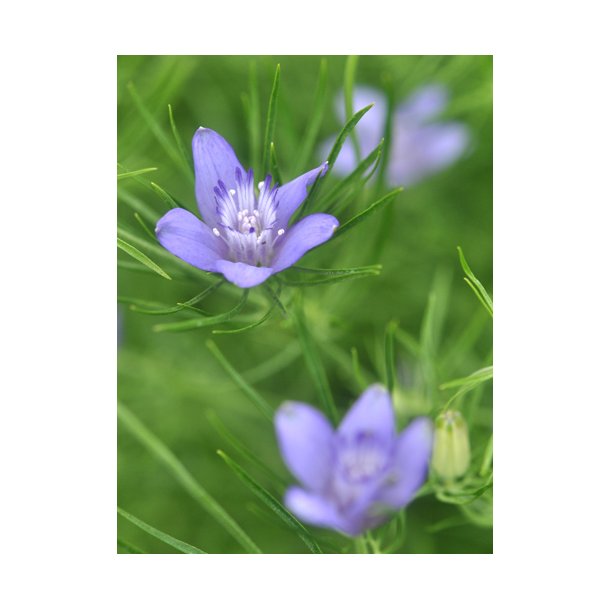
{"left": 376, "top": 417, "right": 433, "bottom": 509}
{"left": 338, "top": 384, "right": 395, "bottom": 447}
{"left": 285, "top": 487, "right": 353, "bottom": 534}
{"left": 156, "top": 208, "right": 224, "bottom": 272}
{"left": 275, "top": 162, "right": 328, "bottom": 230}
{"left": 214, "top": 260, "right": 273, "bottom": 288}
{"left": 275, "top": 402, "right": 335, "bottom": 492}
{"left": 192, "top": 127, "right": 245, "bottom": 226}
{"left": 270, "top": 213, "right": 338, "bottom": 273}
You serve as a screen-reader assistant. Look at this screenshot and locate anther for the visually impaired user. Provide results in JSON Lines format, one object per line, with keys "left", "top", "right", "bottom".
{"left": 213, "top": 228, "right": 221, "bottom": 237}
{"left": 277, "top": 229, "right": 285, "bottom": 236}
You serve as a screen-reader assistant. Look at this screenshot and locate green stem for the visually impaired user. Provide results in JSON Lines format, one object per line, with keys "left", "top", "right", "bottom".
{"left": 354, "top": 536, "right": 369, "bottom": 554}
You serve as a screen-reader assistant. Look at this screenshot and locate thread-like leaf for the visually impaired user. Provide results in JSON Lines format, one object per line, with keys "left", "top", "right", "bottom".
{"left": 153, "top": 291, "right": 248, "bottom": 332}
{"left": 457, "top": 246, "right": 493, "bottom": 317}
{"left": 117, "top": 237, "right": 172, "bottom": 280}
{"left": 168, "top": 103, "right": 193, "bottom": 179}
{"left": 262, "top": 64, "right": 280, "bottom": 176}
{"left": 212, "top": 306, "right": 274, "bottom": 335}
{"left": 384, "top": 320, "right": 398, "bottom": 394}
{"left": 217, "top": 450, "right": 322, "bottom": 554}
{"left": 333, "top": 188, "right": 403, "bottom": 239}
{"left": 343, "top": 55, "right": 361, "bottom": 162}
{"left": 118, "top": 507, "right": 206, "bottom": 554}
{"left": 206, "top": 340, "right": 274, "bottom": 420}
{"left": 292, "top": 59, "right": 328, "bottom": 174}
{"left": 206, "top": 411, "right": 287, "bottom": 487}
{"left": 127, "top": 82, "right": 191, "bottom": 180}
{"left": 150, "top": 182, "right": 179, "bottom": 209}
{"left": 440, "top": 366, "right": 493, "bottom": 390}
{"left": 123, "top": 280, "right": 224, "bottom": 315}
{"left": 117, "top": 167, "right": 158, "bottom": 181}
{"left": 117, "top": 403, "right": 262, "bottom": 553}
{"left": 281, "top": 265, "right": 381, "bottom": 286}
{"left": 321, "top": 139, "right": 384, "bottom": 214}
{"left": 293, "top": 301, "right": 338, "bottom": 424}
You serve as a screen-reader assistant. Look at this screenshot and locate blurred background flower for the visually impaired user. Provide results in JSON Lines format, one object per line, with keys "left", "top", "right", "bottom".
{"left": 321, "top": 84, "right": 470, "bottom": 187}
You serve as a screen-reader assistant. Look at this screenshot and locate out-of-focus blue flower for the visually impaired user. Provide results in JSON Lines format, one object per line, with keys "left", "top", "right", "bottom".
{"left": 156, "top": 128, "right": 338, "bottom": 289}
{"left": 322, "top": 84, "right": 469, "bottom": 187}
{"left": 274, "top": 384, "right": 433, "bottom": 536}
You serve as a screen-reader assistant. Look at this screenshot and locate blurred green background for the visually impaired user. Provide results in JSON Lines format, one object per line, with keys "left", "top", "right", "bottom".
{"left": 117, "top": 55, "right": 492, "bottom": 553}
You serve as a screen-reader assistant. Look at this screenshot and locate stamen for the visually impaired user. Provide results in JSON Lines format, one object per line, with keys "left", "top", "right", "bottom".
{"left": 229, "top": 189, "right": 236, "bottom": 196}
{"left": 277, "top": 229, "right": 285, "bottom": 236}
{"left": 258, "top": 181, "right": 265, "bottom": 191}
{"left": 213, "top": 228, "right": 221, "bottom": 237}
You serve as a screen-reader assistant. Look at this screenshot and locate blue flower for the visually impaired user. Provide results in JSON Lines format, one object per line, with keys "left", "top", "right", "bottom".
{"left": 275, "top": 384, "right": 433, "bottom": 536}
{"left": 156, "top": 128, "right": 338, "bottom": 288}
{"left": 322, "top": 84, "right": 469, "bottom": 187}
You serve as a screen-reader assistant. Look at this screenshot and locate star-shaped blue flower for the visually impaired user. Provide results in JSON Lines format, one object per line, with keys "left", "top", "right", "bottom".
{"left": 156, "top": 128, "right": 338, "bottom": 288}
{"left": 275, "top": 384, "right": 433, "bottom": 536}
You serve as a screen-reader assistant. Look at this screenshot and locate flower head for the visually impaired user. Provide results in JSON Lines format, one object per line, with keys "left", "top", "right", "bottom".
{"left": 322, "top": 84, "right": 469, "bottom": 187}
{"left": 156, "top": 128, "right": 338, "bottom": 288}
{"left": 274, "top": 384, "right": 433, "bottom": 536}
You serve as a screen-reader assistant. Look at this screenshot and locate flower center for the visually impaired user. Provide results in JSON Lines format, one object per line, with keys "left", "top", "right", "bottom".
{"left": 211, "top": 168, "right": 285, "bottom": 266}
{"left": 337, "top": 433, "right": 389, "bottom": 484}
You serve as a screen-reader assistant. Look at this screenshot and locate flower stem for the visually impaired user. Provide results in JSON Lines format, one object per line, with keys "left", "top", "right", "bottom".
{"left": 354, "top": 536, "right": 369, "bottom": 554}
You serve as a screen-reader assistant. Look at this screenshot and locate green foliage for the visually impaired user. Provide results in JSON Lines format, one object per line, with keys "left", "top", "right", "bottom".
{"left": 118, "top": 55, "right": 493, "bottom": 554}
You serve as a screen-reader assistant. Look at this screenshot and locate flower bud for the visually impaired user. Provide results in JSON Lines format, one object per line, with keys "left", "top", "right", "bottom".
{"left": 432, "top": 410, "right": 471, "bottom": 481}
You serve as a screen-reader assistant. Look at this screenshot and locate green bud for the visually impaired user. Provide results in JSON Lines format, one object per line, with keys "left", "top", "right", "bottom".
{"left": 432, "top": 410, "right": 471, "bottom": 481}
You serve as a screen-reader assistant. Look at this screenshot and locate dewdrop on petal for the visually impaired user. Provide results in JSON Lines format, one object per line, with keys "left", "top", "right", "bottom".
{"left": 432, "top": 410, "right": 471, "bottom": 481}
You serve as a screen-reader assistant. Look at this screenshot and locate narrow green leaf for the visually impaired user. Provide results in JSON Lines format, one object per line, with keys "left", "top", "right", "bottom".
{"left": 133, "top": 212, "right": 156, "bottom": 241}
{"left": 293, "top": 300, "right": 338, "bottom": 424}
{"left": 120, "top": 226, "right": 215, "bottom": 282}
{"left": 479, "top": 434, "right": 493, "bottom": 476}
{"left": 343, "top": 55, "right": 361, "bottom": 162}
{"left": 153, "top": 291, "right": 248, "bottom": 332}
{"left": 168, "top": 104, "right": 193, "bottom": 179}
{"left": 126, "top": 82, "right": 191, "bottom": 181}
{"left": 384, "top": 320, "right": 398, "bottom": 394}
{"left": 117, "top": 167, "right": 158, "bottom": 181}
{"left": 122, "top": 280, "right": 224, "bottom": 315}
{"left": 269, "top": 141, "right": 282, "bottom": 184}
{"left": 262, "top": 64, "right": 280, "bottom": 176}
{"left": 376, "top": 75, "right": 396, "bottom": 191}
{"left": 117, "top": 237, "right": 172, "bottom": 280}
{"left": 296, "top": 103, "right": 374, "bottom": 221}
{"left": 118, "top": 260, "right": 166, "bottom": 277}
{"left": 117, "top": 507, "right": 206, "bottom": 554}
{"left": 117, "top": 403, "right": 262, "bottom": 553}
{"left": 293, "top": 59, "right": 328, "bottom": 174}
{"left": 351, "top": 347, "right": 367, "bottom": 391}
{"left": 321, "top": 139, "right": 384, "bottom": 214}
{"left": 212, "top": 306, "right": 274, "bottom": 335}
{"left": 281, "top": 265, "right": 381, "bottom": 286}
{"left": 247, "top": 61, "right": 261, "bottom": 174}
{"left": 217, "top": 450, "right": 322, "bottom": 554}
{"left": 117, "top": 538, "right": 144, "bottom": 554}
{"left": 206, "top": 411, "right": 287, "bottom": 487}
{"left": 440, "top": 365, "right": 493, "bottom": 390}
{"left": 117, "top": 188, "right": 159, "bottom": 224}
{"left": 333, "top": 188, "right": 403, "bottom": 239}
{"left": 150, "top": 182, "right": 179, "bottom": 209}
{"left": 394, "top": 327, "right": 421, "bottom": 358}
{"left": 263, "top": 282, "right": 287, "bottom": 316}
{"left": 327, "top": 104, "right": 374, "bottom": 169}
{"left": 457, "top": 246, "right": 493, "bottom": 317}
{"left": 206, "top": 340, "right": 274, "bottom": 420}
